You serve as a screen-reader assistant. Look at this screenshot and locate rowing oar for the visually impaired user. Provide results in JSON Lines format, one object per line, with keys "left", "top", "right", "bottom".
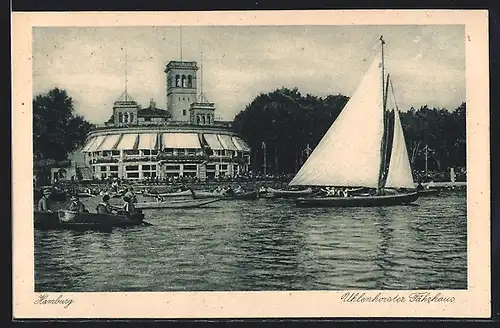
{"left": 142, "top": 221, "right": 153, "bottom": 226}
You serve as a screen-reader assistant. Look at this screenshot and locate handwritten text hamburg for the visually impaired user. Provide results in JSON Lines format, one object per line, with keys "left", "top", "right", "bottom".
{"left": 341, "top": 292, "right": 455, "bottom": 304}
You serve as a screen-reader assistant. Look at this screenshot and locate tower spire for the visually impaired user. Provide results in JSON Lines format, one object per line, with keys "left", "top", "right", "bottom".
{"left": 200, "top": 50, "right": 204, "bottom": 102}
{"left": 180, "top": 26, "right": 183, "bottom": 62}
{"left": 125, "top": 47, "right": 128, "bottom": 101}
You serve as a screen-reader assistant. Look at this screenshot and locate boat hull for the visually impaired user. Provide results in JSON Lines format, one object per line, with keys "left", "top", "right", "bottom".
{"left": 143, "top": 190, "right": 193, "bottom": 198}
{"left": 58, "top": 210, "right": 144, "bottom": 228}
{"left": 34, "top": 211, "right": 60, "bottom": 229}
{"left": 295, "top": 192, "right": 419, "bottom": 207}
{"left": 135, "top": 198, "right": 220, "bottom": 209}
{"left": 264, "top": 187, "right": 313, "bottom": 198}
{"left": 193, "top": 190, "right": 259, "bottom": 200}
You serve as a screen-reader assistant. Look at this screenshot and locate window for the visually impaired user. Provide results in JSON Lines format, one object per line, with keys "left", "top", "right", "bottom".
{"left": 233, "top": 165, "right": 238, "bottom": 172}
{"left": 102, "top": 151, "right": 110, "bottom": 157}
{"left": 165, "top": 165, "right": 180, "bottom": 171}
{"left": 183, "top": 164, "right": 197, "bottom": 171}
{"left": 166, "top": 172, "right": 179, "bottom": 178}
{"left": 183, "top": 172, "right": 196, "bottom": 177}
{"left": 126, "top": 165, "right": 139, "bottom": 171}
{"left": 187, "top": 149, "right": 196, "bottom": 156}
{"left": 207, "top": 115, "right": 211, "bottom": 124}
{"left": 219, "top": 164, "right": 228, "bottom": 170}
{"left": 145, "top": 117, "right": 151, "bottom": 121}
{"left": 124, "top": 112, "right": 129, "bottom": 123}
{"left": 206, "top": 164, "right": 216, "bottom": 171}
{"left": 182, "top": 75, "right": 186, "bottom": 87}
{"left": 202, "top": 115, "right": 206, "bottom": 124}
{"left": 125, "top": 150, "right": 139, "bottom": 156}
{"left": 118, "top": 112, "right": 123, "bottom": 123}
{"left": 111, "top": 150, "right": 120, "bottom": 156}
{"left": 175, "top": 75, "right": 180, "bottom": 87}
{"left": 142, "top": 165, "right": 150, "bottom": 170}
{"left": 183, "top": 97, "right": 185, "bottom": 101}
{"left": 178, "top": 97, "right": 181, "bottom": 101}
{"left": 196, "top": 115, "right": 200, "bottom": 125}
{"left": 183, "top": 109, "right": 186, "bottom": 116}
{"left": 188, "top": 75, "right": 193, "bottom": 88}
{"left": 109, "top": 165, "right": 118, "bottom": 172}
{"left": 130, "top": 113, "right": 134, "bottom": 123}
{"left": 127, "top": 172, "right": 139, "bottom": 179}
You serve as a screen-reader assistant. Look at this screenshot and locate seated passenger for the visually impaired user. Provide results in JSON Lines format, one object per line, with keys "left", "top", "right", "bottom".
{"left": 95, "top": 195, "right": 115, "bottom": 215}
{"left": 68, "top": 195, "right": 88, "bottom": 212}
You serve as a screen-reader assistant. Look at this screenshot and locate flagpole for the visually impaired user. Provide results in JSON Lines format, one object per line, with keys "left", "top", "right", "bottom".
{"left": 262, "top": 142, "right": 267, "bottom": 177}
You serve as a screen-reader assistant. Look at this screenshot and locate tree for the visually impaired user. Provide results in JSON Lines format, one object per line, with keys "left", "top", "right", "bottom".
{"left": 33, "top": 88, "right": 95, "bottom": 162}
{"left": 233, "top": 86, "right": 465, "bottom": 180}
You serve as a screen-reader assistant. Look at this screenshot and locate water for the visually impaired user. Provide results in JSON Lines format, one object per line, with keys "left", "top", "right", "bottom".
{"left": 35, "top": 191, "right": 467, "bottom": 291}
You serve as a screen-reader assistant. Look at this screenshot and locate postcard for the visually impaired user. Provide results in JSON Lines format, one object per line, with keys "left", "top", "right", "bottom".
{"left": 12, "top": 9, "right": 490, "bottom": 318}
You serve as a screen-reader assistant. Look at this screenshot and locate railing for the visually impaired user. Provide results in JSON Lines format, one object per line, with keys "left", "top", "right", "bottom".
{"left": 94, "top": 120, "right": 233, "bottom": 130}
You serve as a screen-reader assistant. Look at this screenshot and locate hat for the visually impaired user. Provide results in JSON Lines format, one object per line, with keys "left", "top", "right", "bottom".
{"left": 43, "top": 189, "right": 51, "bottom": 195}
{"left": 70, "top": 195, "right": 78, "bottom": 201}
{"left": 102, "top": 194, "right": 110, "bottom": 201}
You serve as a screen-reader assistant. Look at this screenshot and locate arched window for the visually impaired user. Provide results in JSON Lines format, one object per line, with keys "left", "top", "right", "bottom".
{"left": 196, "top": 115, "right": 200, "bottom": 125}
{"left": 130, "top": 113, "right": 134, "bottom": 123}
{"left": 202, "top": 115, "right": 206, "bottom": 125}
{"left": 188, "top": 75, "right": 193, "bottom": 88}
{"left": 175, "top": 75, "right": 180, "bottom": 87}
{"left": 118, "top": 112, "right": 123, "bottom": 123}
{"left": 124, "top": 112, "right": 129, "bottom": 123}
{"left": 207, "top": 115, "right": 211, "bottom": 124}
{"left": 182, "top": 75, "right": 187, "bottom": 87}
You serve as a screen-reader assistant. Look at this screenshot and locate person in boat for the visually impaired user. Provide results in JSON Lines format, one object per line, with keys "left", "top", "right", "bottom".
{"left": 67, "top": 195, "right": 88, "bottom": 212}
{"left": 258, "top": 186, "right": 268, "bottom": 194}
{"left": 342, "top": 188, "right": 349, "bottom": 197}
{"left": 225, "top": 185, "right": 234, "bottom": 196}
{"left": 122, "top": 196, "right": 137, "bottom": 216}
{"left": 416, "top": 181, "right": 424, "bottom": 191}
{"left": 234, "top": 185, "right": 245, "bottom": 194}
{"left": 95, "top": 194, "right": 117, "bottom": 215}
{"left": 156, "top": 195, "right": 164, "bottom": 202}
{"left": 124, "top": 187, "right": 137, "bottom": 203}
{"left": 38, "top": 189, "right": 53, "bottom": 212}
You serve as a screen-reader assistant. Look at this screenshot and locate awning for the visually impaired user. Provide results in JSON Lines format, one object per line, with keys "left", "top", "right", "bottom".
{"left": 116, "top": 133, "right": 138, "bottom": 150}
{"left": 203, "top": 134, "right": 224, "bottom": 150}
{"left": 82, "top": 137, "right": 97, "bottom": 152}
{"left": 218, "top": 135, "right": 239, "bottom": 151}
{"left": 97, "top": 134, "right": 121, "bottom": 151}
{"left": 162, "top": 133, "right": 201, "bottom": 149}
{"left": 232, "top": 137, "right": 251, "bottom": 152}
{"left": 87, "top": 135, "right": 106, "bottom": 152}
{"left": 137, "top": 133, "right": 158, "bottom": 149}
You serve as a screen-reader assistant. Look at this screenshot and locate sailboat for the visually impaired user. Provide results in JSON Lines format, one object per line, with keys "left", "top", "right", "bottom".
{"left": 292, "top": 36, "right": 419, "bottom": 207}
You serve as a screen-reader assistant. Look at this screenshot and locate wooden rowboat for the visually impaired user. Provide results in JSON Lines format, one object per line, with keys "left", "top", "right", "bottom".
{"left": 135, "top": 198, "right": 220, "bottom": 209}
{"left": 192, "top": 190, "right": 259, "bottom": 200}
{"left": 143, "top": 190, "right": 194, "bottom": 198}
{"left": 34, "top": 211, "right": 60, "bottom": 229}
{"left": 264, "top": 187, "right": 313, "bottom": 198}
{"left": 58, "top": 210, "right": 144, "bottom": 228}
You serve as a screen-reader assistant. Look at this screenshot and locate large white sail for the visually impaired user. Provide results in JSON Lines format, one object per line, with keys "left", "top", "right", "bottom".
{"left": 289, "top": 53, "right": 385, "bottom": 187}
{"left": 385, "top": 84, "right": 415, "bottom": 188}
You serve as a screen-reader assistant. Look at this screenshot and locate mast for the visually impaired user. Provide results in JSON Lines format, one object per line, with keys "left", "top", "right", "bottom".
{"left": 180, "top": 26, "right": 183, "bottom": 61}
{"left": 125, "top": 48, "right": 128, "bottom": 101}
{"left": 200, "top": 51, "right": 204, "bottom": 102}
{"left": 377, "top": 35, "right": 387, "bottom": 194}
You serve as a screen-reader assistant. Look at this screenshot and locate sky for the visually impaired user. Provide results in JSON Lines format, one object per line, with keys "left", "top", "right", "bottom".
{"left": 32, "top": 25, "right": 465, "bottom": 124}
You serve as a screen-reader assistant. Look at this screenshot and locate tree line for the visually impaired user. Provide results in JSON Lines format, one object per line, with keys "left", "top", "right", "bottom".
{"left": 232, "top": 87, "right": 466, "bottom": 177}
{"left": 33, "top": 88, "right": 95, "bottom": 163}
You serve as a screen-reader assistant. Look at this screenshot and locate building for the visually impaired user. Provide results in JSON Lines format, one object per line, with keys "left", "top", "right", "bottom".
{"left": 80, "top": 59, "right": 251, "bottom": 181}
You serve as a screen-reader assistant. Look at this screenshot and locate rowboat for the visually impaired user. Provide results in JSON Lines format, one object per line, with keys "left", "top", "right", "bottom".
{"left": 34, "top": 211, "right": 60, "bottom": 229}
{"left": 135, "top": 198, "right": 220, "bottom": 209}
{"left": 76, "top": 192, "right": 95, "bottom": 198}
{"left": 263, "top": 187, "right": 313, "bottom": 198}
{"left": 290, "top": 36, "right": 419, "bottom": 207}
{"left": 58, "top": 210, "right": 144, "bottom": 228}
{"left": 223, "top": 190, "right": 259, "bottom": 200}
{"left": 192, "top": 190, "right": 259, "bottom": 200}
{"left": 417, "top": 189, "right": 440, "bottom": 196}
{"left": 143, "top": 190, "right": 194, "bottom": 198}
